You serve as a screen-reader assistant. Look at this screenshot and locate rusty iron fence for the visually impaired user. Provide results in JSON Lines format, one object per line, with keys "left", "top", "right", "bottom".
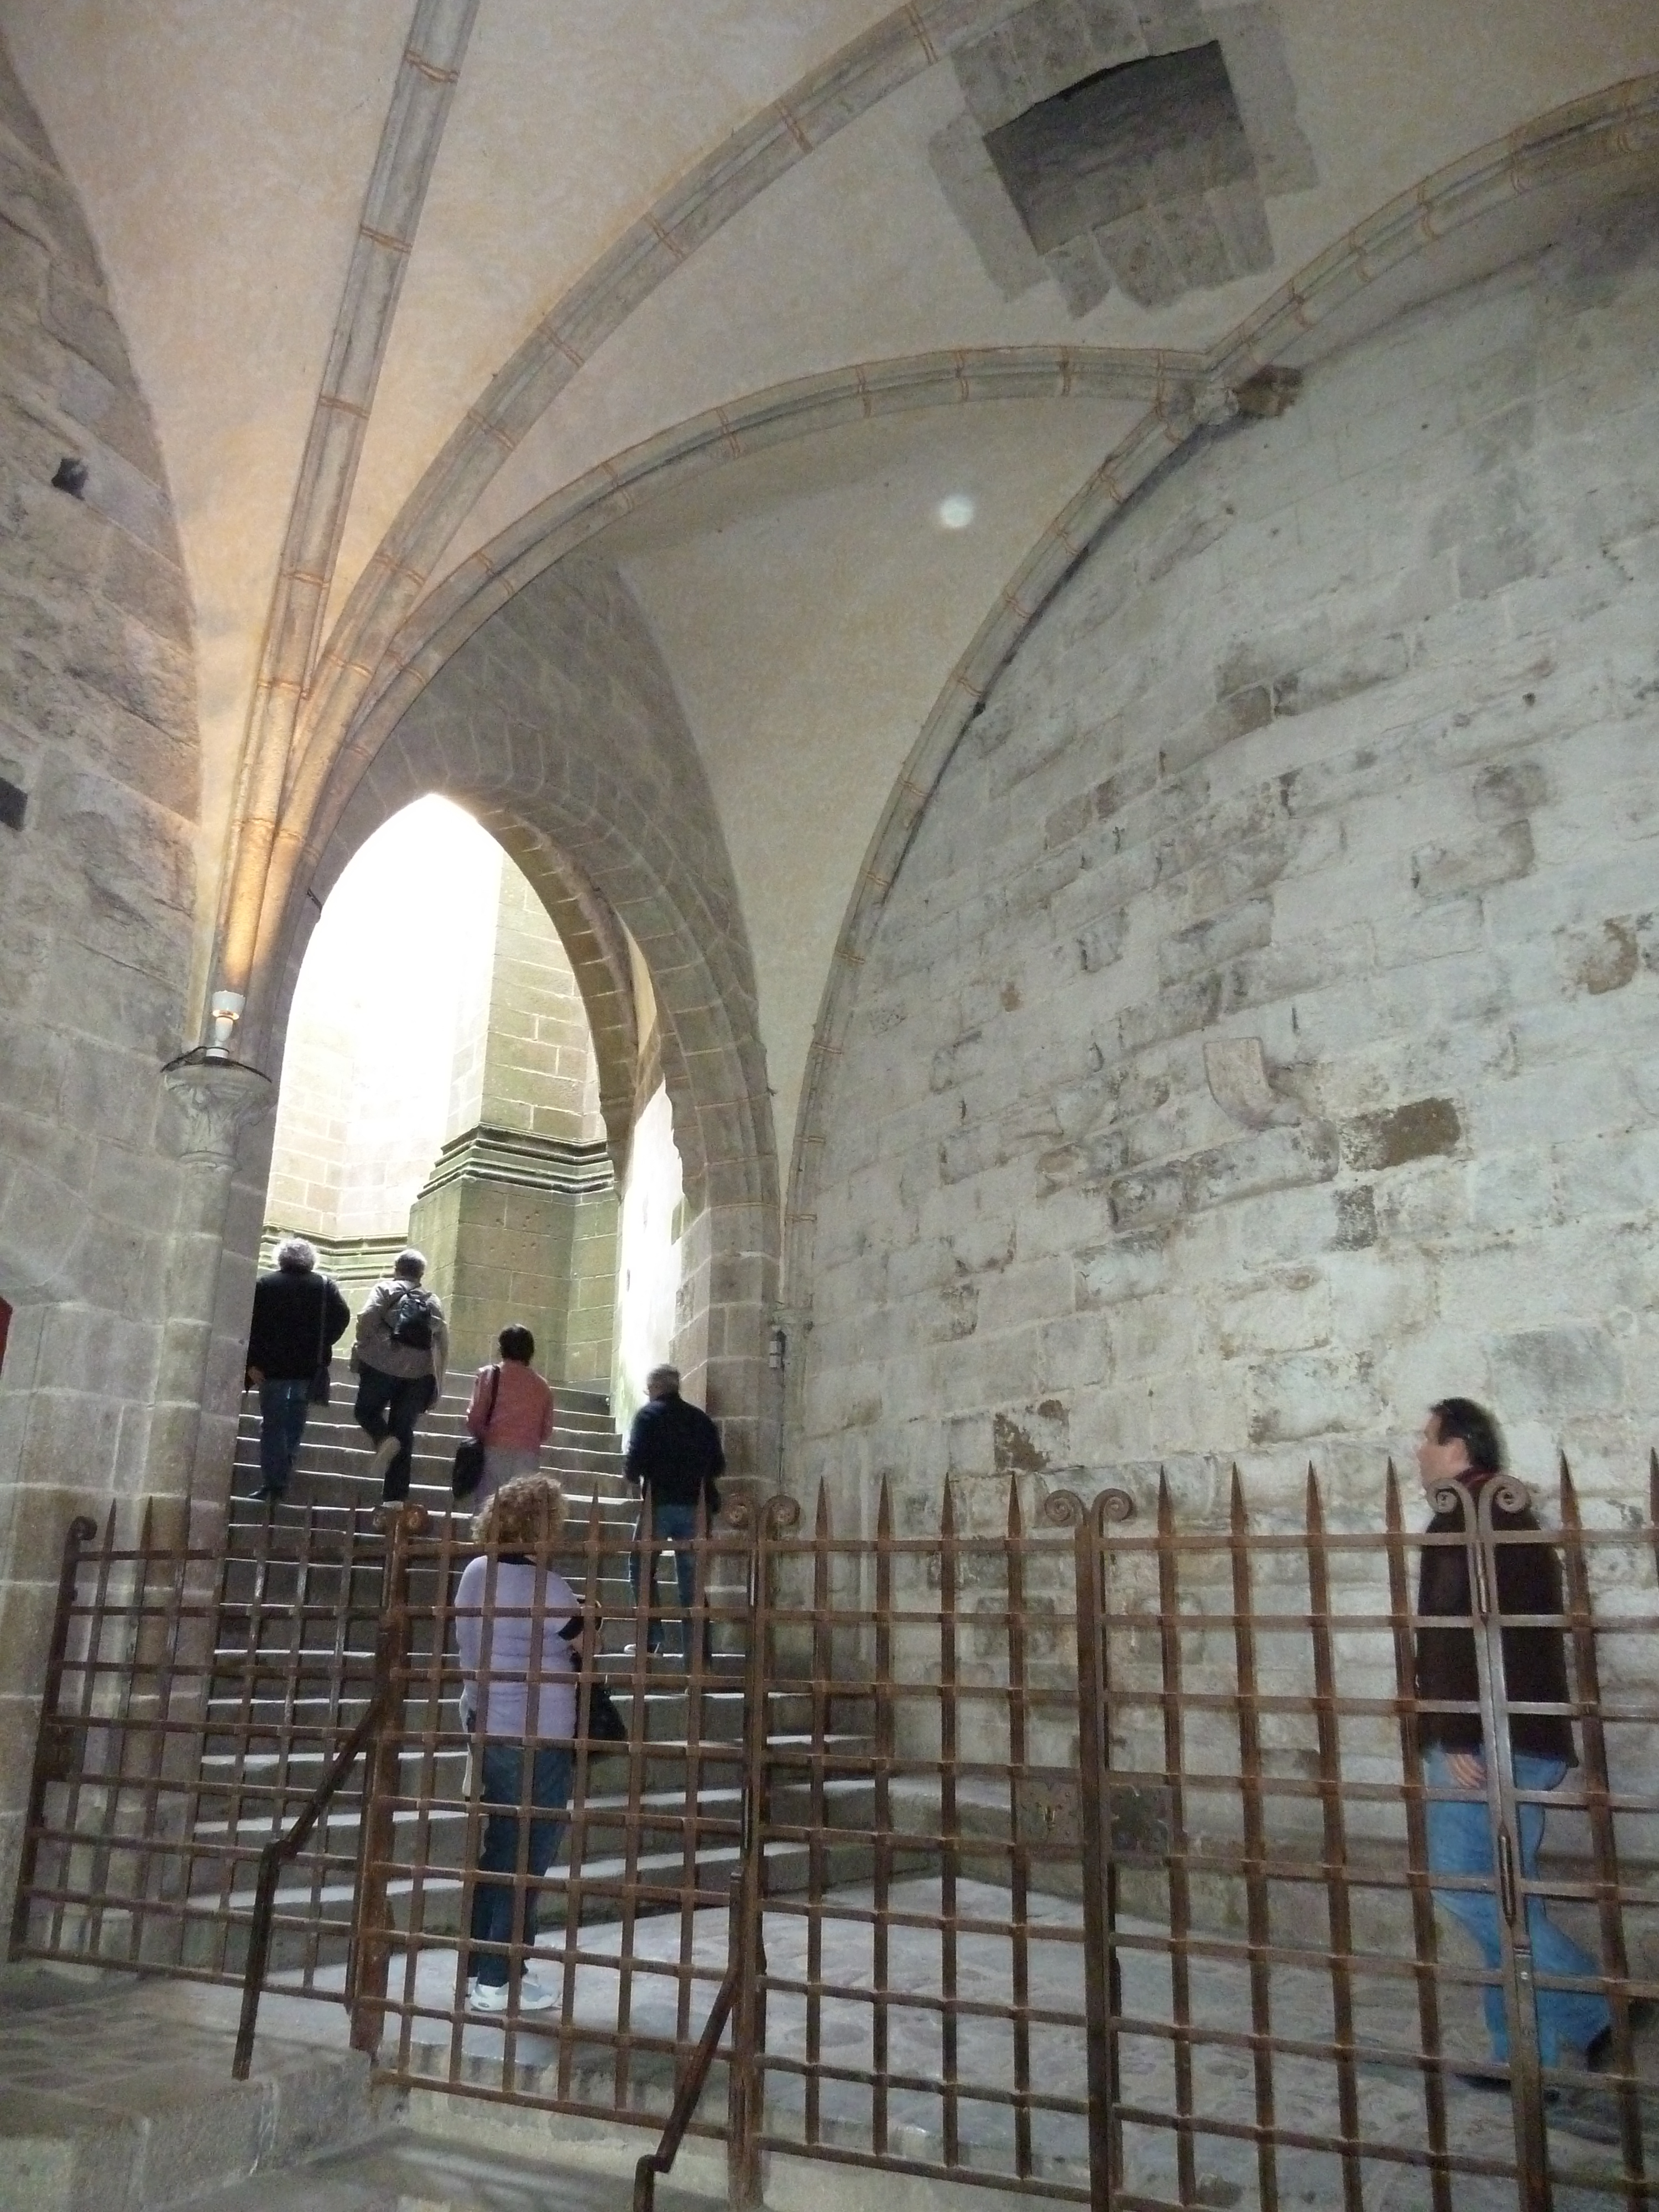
{"left": 13, "top": 1462, "right": 1659, "bottom": 2210}
{"left": 10, "top": 1497, "right": 390, "bottom": 1990}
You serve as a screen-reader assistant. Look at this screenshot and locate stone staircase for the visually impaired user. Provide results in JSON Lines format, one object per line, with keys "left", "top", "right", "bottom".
{"left": 226, "top": 1360, "right": 627, "bottom": 1535}
{"left": 190, "top": 1368, "right": 878, "bottom": 1981}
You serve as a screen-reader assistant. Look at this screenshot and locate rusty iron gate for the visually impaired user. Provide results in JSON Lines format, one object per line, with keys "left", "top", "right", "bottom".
{"left": 13, "top": 1460, "right": 1659, "bottom": 2209}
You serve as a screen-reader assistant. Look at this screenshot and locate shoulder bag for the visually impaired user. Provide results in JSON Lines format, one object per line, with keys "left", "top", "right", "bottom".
{"left": 451, "top": 1365, "right": 500, "bottom": 1501}
{"left": 559, "top": 1613, "right": 628, "bottom": 1746}
{"left": 307, "top": 1277, "right": 335, "bottom": 1405}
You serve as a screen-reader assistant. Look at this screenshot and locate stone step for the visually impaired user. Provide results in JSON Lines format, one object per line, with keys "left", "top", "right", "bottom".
{"left": 176, "top": 2126, "right": 721, "bottom": 2212}
{"left": 247, "top": 1369, "right": 620, "bottom": 1427}
{"left": 201, "top": 1729, "right": 868, "bottom": 1786}
{"left": 189, "top": 1774, "right": 875, "bottom": 1859}
{"left": 200, "top": 1682, "right": 822, "bottom": 1750}
{"left": 229, "top": 1436, "right": 627, "bottom": 1481}
{"left": 188, "top": 1831, "right": 891, "bottom": 1969}
{"left": 234, "top": 1416, "right": 624, "bottom": 1451}
{"left": 225, "top": 1363, "right": 633, "bottom": 1523}
{"left": 0, "top": 1965, "right": 378, "bottom": 2211}
{"left": 234, "top": 1425, "right": 624, "bottom": 1460}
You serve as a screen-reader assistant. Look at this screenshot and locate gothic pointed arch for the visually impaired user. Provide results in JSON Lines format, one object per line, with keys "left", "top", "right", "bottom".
{"left": 257, "top": 555, "right": 776, "bottom": 1475}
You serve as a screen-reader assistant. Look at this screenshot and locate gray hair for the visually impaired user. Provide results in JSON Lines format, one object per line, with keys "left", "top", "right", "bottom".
{"left": 393, "top": 1248, "right": 426, "bottom": 1281}
{"left": 274, "top": 1236, "right": 317, "bottom": 1272}
{"left": 646, "top": 1364, "right": 680, "bottom": 1392}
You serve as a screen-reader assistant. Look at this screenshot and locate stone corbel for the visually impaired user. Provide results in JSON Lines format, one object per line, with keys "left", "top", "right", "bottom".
{"left": 160, "top": 1051, "right": 274, "bottom": 1164}
{"left": 1204, "top": 1037, "right": 1300, "bottom": 1130}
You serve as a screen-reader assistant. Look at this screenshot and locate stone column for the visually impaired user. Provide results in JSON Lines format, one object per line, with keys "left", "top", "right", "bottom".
{"left": 155, "top": 1054, "right": 274, "bottom": 1543}
{"left": 408, "top": 861, "right": 618, "bottom": 1377}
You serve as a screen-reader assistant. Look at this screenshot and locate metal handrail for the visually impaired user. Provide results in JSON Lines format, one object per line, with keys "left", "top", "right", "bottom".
{"left": 634, "top": 1874, "right": 747, "bottom": 2212}
{"left": 231, "top": 1681, "right": 392, "bottom": 2078}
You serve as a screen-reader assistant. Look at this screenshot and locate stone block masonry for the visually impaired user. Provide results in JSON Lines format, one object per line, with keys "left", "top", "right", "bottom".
{"left": 0, "top": 34, "right": 203, "bottom": 1917}
{"left": 404, "top": 853, "right": 618, "bottom": 1380}
{"left": 799, "top": 189, "right": 1659, "bottom": 1536}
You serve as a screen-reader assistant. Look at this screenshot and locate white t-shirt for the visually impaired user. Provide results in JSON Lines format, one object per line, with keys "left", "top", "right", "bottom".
{"left": 453, "top": 1555, "right": 578, "bottom": 1740}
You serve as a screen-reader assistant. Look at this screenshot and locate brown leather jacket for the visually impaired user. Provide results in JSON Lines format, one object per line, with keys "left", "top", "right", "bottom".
{"left": 1414, "top": 1472, "right": 1575, "bottom": 1763}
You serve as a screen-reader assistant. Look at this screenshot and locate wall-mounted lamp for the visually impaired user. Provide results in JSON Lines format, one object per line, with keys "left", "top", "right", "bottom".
{"left": 205, "top": 989, "right": 246, "bottom": 1061}
{"left": 768, "top": 1325, "right": 787, "bottom": 1374}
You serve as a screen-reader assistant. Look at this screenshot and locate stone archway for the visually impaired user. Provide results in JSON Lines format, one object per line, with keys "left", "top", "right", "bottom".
{"left": 248, "top": 554, "right": 778, "bottom": 1481}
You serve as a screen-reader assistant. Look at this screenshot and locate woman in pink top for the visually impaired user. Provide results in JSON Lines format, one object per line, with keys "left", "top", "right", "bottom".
{"left": 466, "top": 1326, "right": 555, "bottom": 1504}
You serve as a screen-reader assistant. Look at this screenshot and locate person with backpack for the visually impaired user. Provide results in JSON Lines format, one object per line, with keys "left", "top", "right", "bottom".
{"left": 352, "top": 1247, "right": 449, "bottom": 1501}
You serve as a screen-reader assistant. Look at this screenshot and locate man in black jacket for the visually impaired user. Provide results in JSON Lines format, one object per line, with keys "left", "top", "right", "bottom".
{"left": 1414, "top": 1396, "right": 1614, "bottom": 2073}
{"left": 624, "top": 1364, "right": 723, "bottom": 1662}
{"left": 246, "top": 1237, "right": 350, "bottom": 1504}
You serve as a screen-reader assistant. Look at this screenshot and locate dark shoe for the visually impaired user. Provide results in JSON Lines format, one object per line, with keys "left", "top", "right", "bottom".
{"left": 1456, "top": 2070, "right": 1511, "bottom": 2095}
{"left": 255, "top": 1485, "right": 285, "bottom": 1506}
{"left": 1586, "top": 2002, "right": 1659, "bottom": 2073}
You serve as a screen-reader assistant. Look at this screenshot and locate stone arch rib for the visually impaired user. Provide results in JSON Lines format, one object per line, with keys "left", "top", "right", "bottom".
{"left": 264, "top": 555, "right": 776, "bottom": 1465}
{"left": 212, "top": 0, "right": 479, "bottom": 1011}
{"left": 295, "top": 1, "right": 1039, "bottom": 799}
{"left": 781, "top": 71, "right": 1659, "bottom": 1306}
{"left": 252, "top": 348, "right": 1197, "bottom": 1050}
{"left": 262, "top": 61, "right": 1659, "bottom": 1051}
{"left": 290, "top": 345, "right": 1202, "bottom": 827}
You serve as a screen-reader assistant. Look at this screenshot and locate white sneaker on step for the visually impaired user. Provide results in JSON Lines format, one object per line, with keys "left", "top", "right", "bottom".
{"left": 470, "top": 1978, "right": 555, "bottom": 2013}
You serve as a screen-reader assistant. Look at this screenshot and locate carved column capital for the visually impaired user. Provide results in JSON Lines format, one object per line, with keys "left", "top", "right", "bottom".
{"left": 161, "top": 1051, "right": 274, "bottom": 1165}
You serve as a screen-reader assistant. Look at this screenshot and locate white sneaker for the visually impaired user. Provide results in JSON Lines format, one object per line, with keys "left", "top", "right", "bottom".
{"left": 367, "top": 1436, "right": 400, "bottom": 1483}
{"left": 470, "top": 1978, "right": 555, "bottom": 2013}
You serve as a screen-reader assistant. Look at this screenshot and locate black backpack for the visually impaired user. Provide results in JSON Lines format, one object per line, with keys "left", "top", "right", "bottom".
{"left": 387, "top": 1285, "right": 436, "bottom": 1350}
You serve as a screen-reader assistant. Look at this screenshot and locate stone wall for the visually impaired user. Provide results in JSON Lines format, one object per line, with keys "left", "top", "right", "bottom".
{"left": 0, "top": 34, "right": 201, "bottom": 1903}
{"left": 798, "top": 192, "right": 1659, "bottom": 1538}
{"left": 478, "top": 862, "right": 606, "bottom": 1146}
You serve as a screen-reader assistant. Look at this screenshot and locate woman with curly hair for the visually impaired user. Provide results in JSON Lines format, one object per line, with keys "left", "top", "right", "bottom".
{"left": 453, "top": 1473, "right": 583, "bottom": 2013}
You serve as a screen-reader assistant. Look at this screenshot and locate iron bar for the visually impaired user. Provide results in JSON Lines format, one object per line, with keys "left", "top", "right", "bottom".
{"left": 18, "top": 1459, "right": 1659, "bottom": 2211}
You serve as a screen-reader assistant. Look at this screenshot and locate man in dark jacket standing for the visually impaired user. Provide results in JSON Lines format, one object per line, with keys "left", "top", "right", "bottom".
{"left": 1414, "top": 1396, "right": 1614, "bottom": 2073}
{"left": 624, "top": 1364, "right": 724, "bottom": 1662}
{"left": 246, "top": 1237, "right": 350, "bottom": 1504}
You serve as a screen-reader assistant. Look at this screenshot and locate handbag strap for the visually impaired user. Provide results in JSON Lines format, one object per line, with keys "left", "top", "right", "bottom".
{"left": 484, "top": 1363, "right": 502, "bottom": 1427}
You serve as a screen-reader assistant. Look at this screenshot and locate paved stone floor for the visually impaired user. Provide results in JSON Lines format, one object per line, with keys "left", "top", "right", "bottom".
{"left": 9, "top": 1882, "right": 1658, "bottom": 2208}
{"left": 360, "top": 1876, "right": 1658, "bottom": 2209}
{"left": 186, "top": 2135, "right": 716, "bottom": 2211}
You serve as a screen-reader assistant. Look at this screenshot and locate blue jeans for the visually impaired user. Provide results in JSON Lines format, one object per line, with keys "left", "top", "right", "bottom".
{"left": 629, "top": 1500, "right": 706, "bottom": 1656}
{"left": 1425, "top": 1746, "right": 1611, "bottom": 2064}
{"left": 257, "top": 1378, "right": 311, "bottom": 1493}
{"left": 469, "top": 1742, "right": 574, "bottom": 1987}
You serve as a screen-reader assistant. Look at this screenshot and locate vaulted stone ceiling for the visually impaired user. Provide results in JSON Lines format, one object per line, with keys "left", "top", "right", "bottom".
{"left": 4, "top": 0, "right": 1657, "bottom": 1165}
